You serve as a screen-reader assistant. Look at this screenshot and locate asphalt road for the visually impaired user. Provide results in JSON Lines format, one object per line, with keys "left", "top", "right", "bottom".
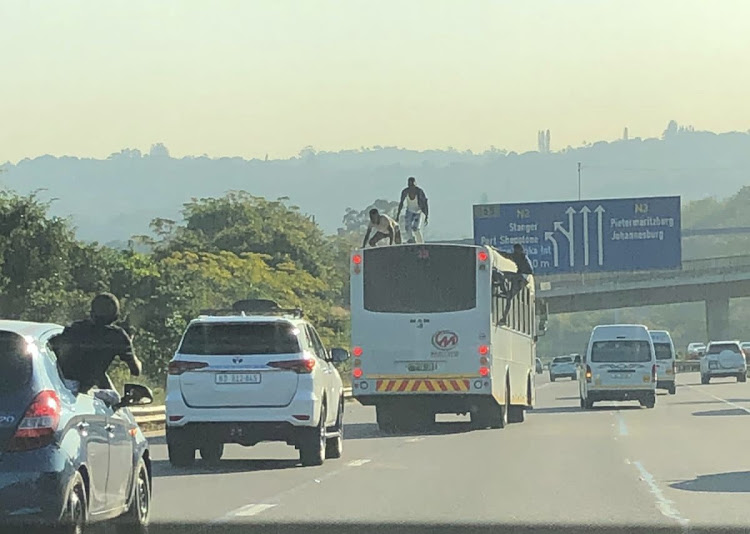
{"left": 146, "top": 372, "right": 750, "bottom": 531}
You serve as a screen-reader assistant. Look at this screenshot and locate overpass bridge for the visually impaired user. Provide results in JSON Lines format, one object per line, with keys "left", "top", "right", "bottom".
{"left": 435, "top": 238, "right": 750, "bottom": 341}
{"left": 537, "top": 254, "right": 750, "bottom": 341}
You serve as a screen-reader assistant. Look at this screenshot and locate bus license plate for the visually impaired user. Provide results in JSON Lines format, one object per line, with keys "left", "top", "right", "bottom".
{"left": 407, "top": 362, "right": 437, "bottom": 372}
{"left": 215, "top": 372, "right": 261, "bottom": 385}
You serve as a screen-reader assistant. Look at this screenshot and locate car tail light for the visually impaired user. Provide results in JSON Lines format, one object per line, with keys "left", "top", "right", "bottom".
{"left": 268, "top": 358, "right": 316, "bottom": 374}
{"left": 352, "top": 368, "right": 363, "bottom": 379}
{"left": 7, "top": 391, "right": 61, "bottom": 452}
{"left": 478, "top": 345, "right": 490, "bottom": 356}
{"left": 477, "top": 250, "right": 488, "bottom": 262}
{"left": 585, "top": 365, "right": 592, "bottom": 383}
{"left": 352, "top": 346, "right": 363, "bottom": 357}
{"left": 168, "top": 360, "right": 209, "bottom": 375}
{"left": 479, "top": 366, "right": 490, "bottom": 377}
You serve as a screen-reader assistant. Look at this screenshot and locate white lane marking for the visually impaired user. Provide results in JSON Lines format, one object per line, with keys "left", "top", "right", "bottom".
{"left": 682, "top": 385, "right": 750, "bottom": 414}
{"left": 617, "top": 412, "right": 628, "bottom": 436}
{"left": 347, "top": 458, "right": 372, "bottom": 467}
{"left": 231, "top": 504, "right": 277, "bottom": 517}
{"left": 405, "top": 437, "right": 424, "bottom": 443}
{"left": 630, "top": 460, "right": 690, "bottom": 529}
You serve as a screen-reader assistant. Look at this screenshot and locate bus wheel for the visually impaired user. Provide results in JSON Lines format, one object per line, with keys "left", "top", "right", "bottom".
{"left": 376, "top": 406, "right": 397, "bottom": 434}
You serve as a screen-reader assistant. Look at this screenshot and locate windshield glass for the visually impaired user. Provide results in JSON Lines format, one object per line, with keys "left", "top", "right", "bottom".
{"left": 654, "top": 343, "right": 673, "bottom": 360}
{"left": 179, "top": 323, "right": 301, "bottom": 355}
{"left": 591, "top": 341, "right": 652, "bottom": 363}
{"left": 707, "top": 343, "right": 741, "bottom": 355}
{"left": 0, "top": 331, "right": 33, "bottom": 394}
{"left": 363, "top": 246, "right": 476, "bottom": 313}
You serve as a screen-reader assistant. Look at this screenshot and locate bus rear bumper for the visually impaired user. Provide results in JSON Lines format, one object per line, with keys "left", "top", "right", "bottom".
{"left": 354, "top": 392, "right": 493, "bottom": 415}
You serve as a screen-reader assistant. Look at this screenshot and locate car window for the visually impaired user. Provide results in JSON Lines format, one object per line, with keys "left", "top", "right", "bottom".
{"left": 179, "top": 322, "right": 302, "bottom": 355}
{"left": 653, "top": 343, "right": 673, "bottom": 360}
{"left": 590, "top": 340, "right": 652, "bottom": 363}
{"left": 553, "top": 357, "right": 572, "bottom": 364}
{"left": 707, "top": 343, "right": 741, "bottom": 355}
{"left": 306, "top": 325, "right": 329, "bottom": 360}
{"left": 0, "top": 331, "right": 34, "bottom": 394}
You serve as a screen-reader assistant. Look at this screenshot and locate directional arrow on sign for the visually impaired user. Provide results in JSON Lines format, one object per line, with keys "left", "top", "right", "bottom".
{"left": 553, "top": 207, "right": 576, "bottom": 267}
{"left": 544, "top": 231, "right": 559, "bottom": 267}
{"left": 594, "top": 205, "right": 605, "bottom": 266}
{"left": 580, "top": 206, "right": 591, "bottom": 266}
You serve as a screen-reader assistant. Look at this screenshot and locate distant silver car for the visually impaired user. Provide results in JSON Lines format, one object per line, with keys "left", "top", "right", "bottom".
{"left": 700, "top": 341, "right": 747, "bottom": 384}
{"left": 549, "top": 356, "right": 577, "bottom": 382}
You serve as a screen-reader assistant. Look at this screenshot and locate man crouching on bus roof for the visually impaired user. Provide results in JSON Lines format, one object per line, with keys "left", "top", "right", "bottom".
{"left": 362, "top": 208, "right": 402, "bottom": 248}
{"left": 498, "top": 244, "right": 534, "bottom": 323}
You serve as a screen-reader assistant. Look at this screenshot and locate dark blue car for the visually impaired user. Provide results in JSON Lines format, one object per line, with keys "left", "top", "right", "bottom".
{"left": 0, "top": 320, "right": 153, "bottom": 532}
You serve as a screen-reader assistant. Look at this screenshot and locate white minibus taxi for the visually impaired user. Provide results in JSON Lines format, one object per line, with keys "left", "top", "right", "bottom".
{"left": 649, "top": 330, "right": 676, "bottom": 395}
{"left": 579, "top": 324, "right": 657, "bottom": 409}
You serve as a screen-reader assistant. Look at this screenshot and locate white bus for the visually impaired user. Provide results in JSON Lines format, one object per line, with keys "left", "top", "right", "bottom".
{"left": 349, "top": 243, "right": 543, "bottom": 432}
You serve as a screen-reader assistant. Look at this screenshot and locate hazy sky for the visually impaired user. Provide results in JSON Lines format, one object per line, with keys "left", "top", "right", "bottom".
{"left": 2, "top": 0, "right": 749, "bottom": 162}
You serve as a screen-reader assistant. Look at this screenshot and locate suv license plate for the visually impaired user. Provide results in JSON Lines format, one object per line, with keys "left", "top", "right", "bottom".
{"left": 709, "top": 361, "right": 719, "bottom": 370}
{"left": 215, "top": 372, "right": 261, "bottom": 385}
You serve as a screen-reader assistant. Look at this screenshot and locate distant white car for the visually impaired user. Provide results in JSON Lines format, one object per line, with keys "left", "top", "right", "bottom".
{"left": 165, "top": 299, "right": 350, "bottom": 467}
{"left": 700, "top": 341, "right": 747, "bottom": 384}
{"left": 687, "top": 342, "right": 706, "bottom": 360}
{"left": 549, "top": 356, "right": 577, "bottom": 381}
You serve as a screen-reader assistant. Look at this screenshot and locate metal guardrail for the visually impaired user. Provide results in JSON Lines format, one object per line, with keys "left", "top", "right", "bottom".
{"left": 132, "top": 387, "right": 353, "bottom": 427}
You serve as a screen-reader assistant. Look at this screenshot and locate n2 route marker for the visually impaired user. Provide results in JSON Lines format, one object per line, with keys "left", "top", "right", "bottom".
{"left": 472, "top": 196, "right": 681, "bottom": 275}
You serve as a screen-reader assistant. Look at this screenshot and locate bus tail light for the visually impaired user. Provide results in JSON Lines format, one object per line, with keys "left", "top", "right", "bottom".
{"left": 352, "top": 346, "right": 363, "bottom": 357}
{"left": 479, "top": 356, "right": 489, "bottom": 366}
{"left": 477, "top": 250, "right": 488, "bottom": 262}
{"left": 479, "top": 366, "right": 490, "bottom": 377}
{"left": 352, "top": 368, "right": 363, "bottom": 379}
{"left": 352, "top": 253, "right": 363, "bottom": 265}
{"left": 585, "top": 365, "right": 592, "bottom": 383}
{"left": 478, "top": 345, "right": 489, "bottom": 356}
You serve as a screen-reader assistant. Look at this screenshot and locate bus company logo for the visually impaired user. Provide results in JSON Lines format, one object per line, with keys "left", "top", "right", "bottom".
{"left": 432, "top": 330, "right": 459, "bottom": 351}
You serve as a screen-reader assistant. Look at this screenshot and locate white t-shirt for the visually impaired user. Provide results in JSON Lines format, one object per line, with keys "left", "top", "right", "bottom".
{"left": 405, "top": 193, "right": 421, "bottom": 213}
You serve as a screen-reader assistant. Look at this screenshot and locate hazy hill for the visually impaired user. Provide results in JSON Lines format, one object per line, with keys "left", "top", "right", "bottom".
{"left": 2, "top": 122, "right": 750, "bottom": 244}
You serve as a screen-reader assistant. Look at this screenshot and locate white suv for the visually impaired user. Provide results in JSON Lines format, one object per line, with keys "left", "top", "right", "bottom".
{"left": 700, "top": 341, "right": 747, "bottom": 384}
{"left": 165, "top": 299, "right": 350, "bottom": 467}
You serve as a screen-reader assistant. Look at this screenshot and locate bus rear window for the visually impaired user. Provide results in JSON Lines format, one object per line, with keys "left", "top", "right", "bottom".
{"left": 591, "top": 340, "right": 652, "bottom": 363}
{"left": 363, "top": 246, "right": 477, "bottom": 313}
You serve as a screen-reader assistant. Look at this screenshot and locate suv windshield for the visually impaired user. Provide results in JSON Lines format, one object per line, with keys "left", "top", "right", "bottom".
{"left": 707, "top": 343, "right": 741, "bottom": 355}
{"left": 0, "top": 331, "right": 33, "bottom": 394}
{"left": 179, "top": 322, "right": 301, "bottom": 355}
{"left": 653, "top": 343, "right": 673, "bottom": 360}
{"left": 591, "top": 340, "right": 652, "bottom": 363}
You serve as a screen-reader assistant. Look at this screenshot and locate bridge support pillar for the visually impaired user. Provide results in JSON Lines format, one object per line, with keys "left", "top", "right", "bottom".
{"left": 705, "top": 297, "right": 730, "bottom": 342}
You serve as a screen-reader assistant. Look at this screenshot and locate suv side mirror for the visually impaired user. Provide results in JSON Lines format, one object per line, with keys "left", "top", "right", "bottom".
{"left": 330, "top": 348, "right": 350, "bottom": 363}
{"left": 117, "top": 383, "right": 154, "bottom": 409}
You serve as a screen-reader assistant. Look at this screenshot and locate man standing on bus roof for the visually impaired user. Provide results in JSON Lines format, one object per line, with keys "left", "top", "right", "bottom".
{"left": 362, "top": 208, "right": 402, "bottom": 248}
{"left": 498, "top": 244, "right": 533, "bottom": 323}
{"left": 396, "top": 176, "right": 429, "bottom": 244}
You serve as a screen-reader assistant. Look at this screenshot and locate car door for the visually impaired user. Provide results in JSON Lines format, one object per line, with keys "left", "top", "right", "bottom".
{"left": 42, "top": 332, "right": 111, "bottom": 515}
{"left": 106, "top": 406, "right": 135, "bottom": 509}
{"left": 306, "top": 325, "right": 336, "bottom": 426}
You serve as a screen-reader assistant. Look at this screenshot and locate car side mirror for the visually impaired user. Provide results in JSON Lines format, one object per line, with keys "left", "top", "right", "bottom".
{"left": 330, "top": 347, "right": 350, "bottom": 363}
{"left": 117, "top": 383, "right": 154, "bottom": 409}
{"left": 574, "top": 356, "right": 581, "bottom": 364}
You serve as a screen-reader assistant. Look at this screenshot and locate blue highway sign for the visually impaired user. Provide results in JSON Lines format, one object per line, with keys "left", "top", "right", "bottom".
{"left": 473, "top": 196, "right": 682, "bottom": 275}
